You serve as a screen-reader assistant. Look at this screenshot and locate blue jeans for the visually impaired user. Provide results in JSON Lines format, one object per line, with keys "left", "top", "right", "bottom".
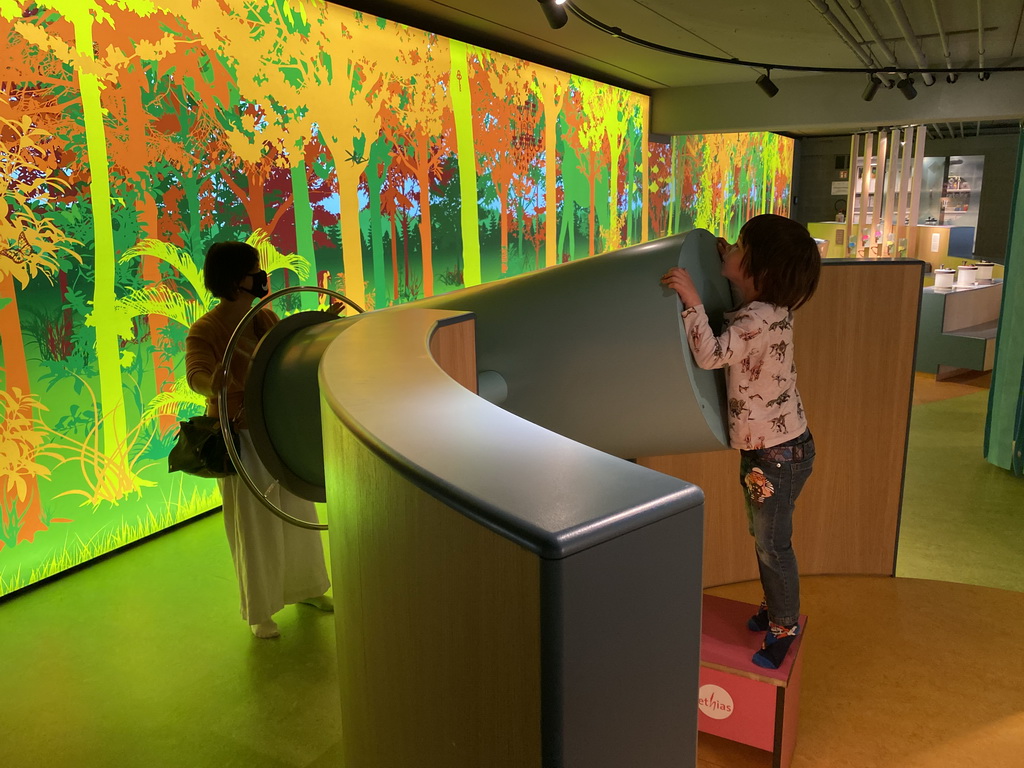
{"left": 739, "top": 430, "right": 815, "bottom": 628}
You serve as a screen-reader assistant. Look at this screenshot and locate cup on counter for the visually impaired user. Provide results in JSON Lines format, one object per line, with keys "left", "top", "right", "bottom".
{"left": 934, "top": 268, "right": 955, "bottom": 289}
{"left": 956, "top": 265, "right": 978, "bottom": 287}
{"left": 975, "top": 262, "right": 995, "bottom": 284}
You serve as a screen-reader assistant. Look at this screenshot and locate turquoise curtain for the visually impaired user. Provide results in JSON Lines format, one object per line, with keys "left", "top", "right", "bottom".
{"left": 984, "top": 133, "right": 1024, "bottom": 476}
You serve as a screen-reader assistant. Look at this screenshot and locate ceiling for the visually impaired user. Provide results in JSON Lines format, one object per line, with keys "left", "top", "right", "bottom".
{"left": 340, "top": 0, "right": 1024, "bottom": 138}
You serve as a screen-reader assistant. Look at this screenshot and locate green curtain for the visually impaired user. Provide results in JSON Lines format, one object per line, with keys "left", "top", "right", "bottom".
{"left": 984, "top": 133, "right": 1024, "bottom": 475}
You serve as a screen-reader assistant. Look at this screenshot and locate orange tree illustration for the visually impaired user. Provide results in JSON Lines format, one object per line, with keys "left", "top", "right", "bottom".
{"left": 318, "top": 9, "right": 394, "bottom": 309}
{"left": 380, "top": 27, "right": 455, "bottom": 298}
{"left": 6, "top": 0, "right": 166, "bottom": 504}
{"left": 99, "top": 4, "right": 221, "bottom": 436}
{"left": 648, "top": 140, "right": 673, "bottom": 239}
{"left": 181, "top": 0, "right": 343, "bottom": 306}
{"left": 672, "top": 134, "right": 703, "bottom": 234}
{"left": 379, "top": 159, "right": 415, "bottom": 302}
{"left": 505, "top": 100, "right": 544, "bottom": 273}
{"left": 219, "top": 102, "right": 297, "bottom": 239}
{"left": 0, "top": 102, "right": 80, "bottom": 545}
{"left": 471, "top": 49, "right": 536, "bottom": 274}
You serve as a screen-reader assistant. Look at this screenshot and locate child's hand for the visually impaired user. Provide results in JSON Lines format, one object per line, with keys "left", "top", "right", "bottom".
{"left": 660, "top": 267, "right": 702, "bottom": 308}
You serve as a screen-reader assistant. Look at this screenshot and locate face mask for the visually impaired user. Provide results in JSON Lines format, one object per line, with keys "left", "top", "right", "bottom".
{"left": 242, "top": 269, "right": 269, "bottom": 299}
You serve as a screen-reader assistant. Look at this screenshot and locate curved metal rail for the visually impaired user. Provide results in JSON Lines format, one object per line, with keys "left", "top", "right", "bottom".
{"left": 219, "top": 286, "right": 364, "bottom": 530}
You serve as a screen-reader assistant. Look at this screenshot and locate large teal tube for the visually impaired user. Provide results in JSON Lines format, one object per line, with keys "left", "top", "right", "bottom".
{"left": 247, "top": 230, "right": 733, "bottom": 501}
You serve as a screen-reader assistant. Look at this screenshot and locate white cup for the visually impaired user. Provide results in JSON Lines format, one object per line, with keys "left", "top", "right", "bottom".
{"left": 956, "top": 265, "right": 978, "bottom": 287}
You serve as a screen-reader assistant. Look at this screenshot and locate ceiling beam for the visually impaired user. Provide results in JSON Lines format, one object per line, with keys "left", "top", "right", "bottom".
{"left": 651, "top": 71, "right": 1024, "bottom": 136}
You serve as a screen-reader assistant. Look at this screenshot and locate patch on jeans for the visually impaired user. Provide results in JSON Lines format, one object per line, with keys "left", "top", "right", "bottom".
{"left": 744, "top": 467, "right": 775, "bottom": 507}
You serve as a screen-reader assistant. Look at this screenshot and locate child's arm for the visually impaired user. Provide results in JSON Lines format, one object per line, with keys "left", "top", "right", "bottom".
{"left": 660, "top": 266, "right": 702, "bottom": 309}
{"left": 661, "top": 268, "right": 761, "bottom": 370}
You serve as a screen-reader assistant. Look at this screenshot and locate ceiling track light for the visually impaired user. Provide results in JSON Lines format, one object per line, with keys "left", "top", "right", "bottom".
{"left": 756, "top": 70, "right": 779, "bottom": 98}
{"left": 536, "top": 1, "right": 1013, "bottom": 101}
{"left": 538, "top": 0, "right": 568, "bottom": 29}
{"left": 862, "top": 74, "right": 881, "bottom": 102}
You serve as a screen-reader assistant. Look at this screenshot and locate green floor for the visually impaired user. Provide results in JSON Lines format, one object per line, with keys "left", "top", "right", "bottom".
{"left": 3, "top": 391, "right": 1022, "bottom": 766}
{"left": 897, "top": 391, "right": 1024, "bottom": 592}
{"left": 3, "top": 513, "right": 345, "bottom": 767}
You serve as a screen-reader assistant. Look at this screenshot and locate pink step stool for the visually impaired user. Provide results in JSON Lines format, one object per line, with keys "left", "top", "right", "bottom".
{"left": 698, "top": 595, "right": 808, "bottom": 768}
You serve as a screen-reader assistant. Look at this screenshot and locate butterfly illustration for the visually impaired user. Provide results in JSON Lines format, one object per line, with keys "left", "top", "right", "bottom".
{"left": 2, "top": 232, "right": 32, "bottom": 265}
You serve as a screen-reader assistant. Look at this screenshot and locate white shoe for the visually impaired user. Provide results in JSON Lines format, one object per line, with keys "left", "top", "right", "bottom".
{"left": 250, "top": 619, "right": 280, "bottom": 638}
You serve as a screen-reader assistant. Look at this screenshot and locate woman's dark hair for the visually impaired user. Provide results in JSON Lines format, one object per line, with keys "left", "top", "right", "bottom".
{"left": 739, "top": 214, "right": 821, "bottom": 310}
{"left": 203, "top": 241, "right": 259, "bottom": 300}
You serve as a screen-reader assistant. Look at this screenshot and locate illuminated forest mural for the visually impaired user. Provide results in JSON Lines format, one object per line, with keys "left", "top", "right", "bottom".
{"left": 0, "top": 0, "right": 793, "bottom": 596}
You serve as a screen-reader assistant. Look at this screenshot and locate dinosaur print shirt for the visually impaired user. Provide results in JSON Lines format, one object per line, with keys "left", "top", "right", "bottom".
{"left": 681, "top": 301, "right": 807, "bottom": 450}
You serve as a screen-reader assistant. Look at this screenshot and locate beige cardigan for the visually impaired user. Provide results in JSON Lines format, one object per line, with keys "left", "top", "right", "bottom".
{"left": 185, "top": 306, "right": 278, "bottom": 430}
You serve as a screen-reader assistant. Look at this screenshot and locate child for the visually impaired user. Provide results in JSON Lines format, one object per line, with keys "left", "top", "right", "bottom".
{"left": 660, "top": 214, "right": 821, "bottom": 669}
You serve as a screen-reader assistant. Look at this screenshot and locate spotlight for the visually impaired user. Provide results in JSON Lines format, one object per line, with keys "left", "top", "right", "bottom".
{"left": 538, "top": 0, "right": 568, "bottom": 29}
{"left": 897, "top": 76, "right": 917, "bottom": 100}
{"left": 756, "top": 70, "right": 779, "bottom": 98}
{"left": 862, "top": 74, "right": 881, "bottom": 102}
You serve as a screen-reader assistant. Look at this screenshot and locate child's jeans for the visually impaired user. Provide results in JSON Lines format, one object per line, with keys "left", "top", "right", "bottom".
{"left": 739, "top": 430, "right": 816, "bottom": 628}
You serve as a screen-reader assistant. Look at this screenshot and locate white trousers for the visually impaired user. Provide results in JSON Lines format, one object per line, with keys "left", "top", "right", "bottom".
{"left": 217, "top": 429, "right": 330, "bottom": 625}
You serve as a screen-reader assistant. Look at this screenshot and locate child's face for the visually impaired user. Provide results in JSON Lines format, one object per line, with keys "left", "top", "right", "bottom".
{"left": 720, "top": 237, "right": 758, "bottom": 301}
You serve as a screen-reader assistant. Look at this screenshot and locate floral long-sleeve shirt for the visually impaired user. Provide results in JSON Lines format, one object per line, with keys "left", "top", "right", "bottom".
{"left": 681, "top": 301, "right": 807, "bottom": 450}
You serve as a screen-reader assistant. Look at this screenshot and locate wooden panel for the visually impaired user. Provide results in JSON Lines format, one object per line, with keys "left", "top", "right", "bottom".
{"left": 641, "top": 261, "right": 922, "bottom": 586}
{"left": 430, "top": 316, "right": 478, "bottom": 393}
{"left": 915, "top": 225, "right": 950, "bottom": 265}
{"left": 324, "top": 417, "right": 542, "bottom": 767}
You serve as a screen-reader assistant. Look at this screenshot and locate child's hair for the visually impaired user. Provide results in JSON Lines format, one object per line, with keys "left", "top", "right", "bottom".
{"left": 203, "top": 241, "right": 260, "bottom": 300}
{"left": 739, "top": 214, "right": 821, "bottom": 310}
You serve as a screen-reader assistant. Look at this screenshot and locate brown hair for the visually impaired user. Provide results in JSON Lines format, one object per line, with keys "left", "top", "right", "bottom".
{"left": 739, "top": 214, "right": 821, "bottom": 310}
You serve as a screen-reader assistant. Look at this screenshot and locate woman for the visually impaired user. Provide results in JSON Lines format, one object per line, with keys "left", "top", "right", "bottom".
{"left": 185, "top": 240, "right": 332, "bottom": 638}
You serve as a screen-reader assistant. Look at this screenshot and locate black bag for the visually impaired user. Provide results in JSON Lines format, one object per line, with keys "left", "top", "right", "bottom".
{"left": 168, "top": 415, "right": 239, "bottom": 478}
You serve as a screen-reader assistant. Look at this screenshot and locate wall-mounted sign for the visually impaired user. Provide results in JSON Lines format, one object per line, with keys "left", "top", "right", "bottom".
{"left": 831, "top": 181, "right": 848, "bottom": 195}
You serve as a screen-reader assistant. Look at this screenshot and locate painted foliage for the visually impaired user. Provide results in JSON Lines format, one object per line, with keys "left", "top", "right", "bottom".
{"left": 648, "top": 132, "right": 795, "bottom": 241}
{"left": 0, "top": 0, "right": 791, "bottom": 596}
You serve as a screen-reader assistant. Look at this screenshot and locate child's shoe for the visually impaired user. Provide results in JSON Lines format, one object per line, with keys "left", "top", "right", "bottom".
{"left": 752, "top": 621, "right": 799, "bottom": 669}
{"left": 747, "top": 599, "right": 769, "bottom": 632}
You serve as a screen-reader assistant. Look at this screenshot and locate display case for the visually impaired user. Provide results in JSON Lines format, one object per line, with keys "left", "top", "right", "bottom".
{"left": 918, "top": 155, "right": 983, "bottom": 255}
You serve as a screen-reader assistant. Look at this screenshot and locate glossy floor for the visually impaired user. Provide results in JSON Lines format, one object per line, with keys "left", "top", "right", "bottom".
{"left": 4, "top": 372, "right": 1022, "bottom": 767}
{"left": 898, "top": 373, "right": 1024, "bottom": 593}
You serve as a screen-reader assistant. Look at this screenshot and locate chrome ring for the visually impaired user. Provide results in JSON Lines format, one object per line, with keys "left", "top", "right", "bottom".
{"left": 219, "top": 286, "right": 364, "bottom": 530}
